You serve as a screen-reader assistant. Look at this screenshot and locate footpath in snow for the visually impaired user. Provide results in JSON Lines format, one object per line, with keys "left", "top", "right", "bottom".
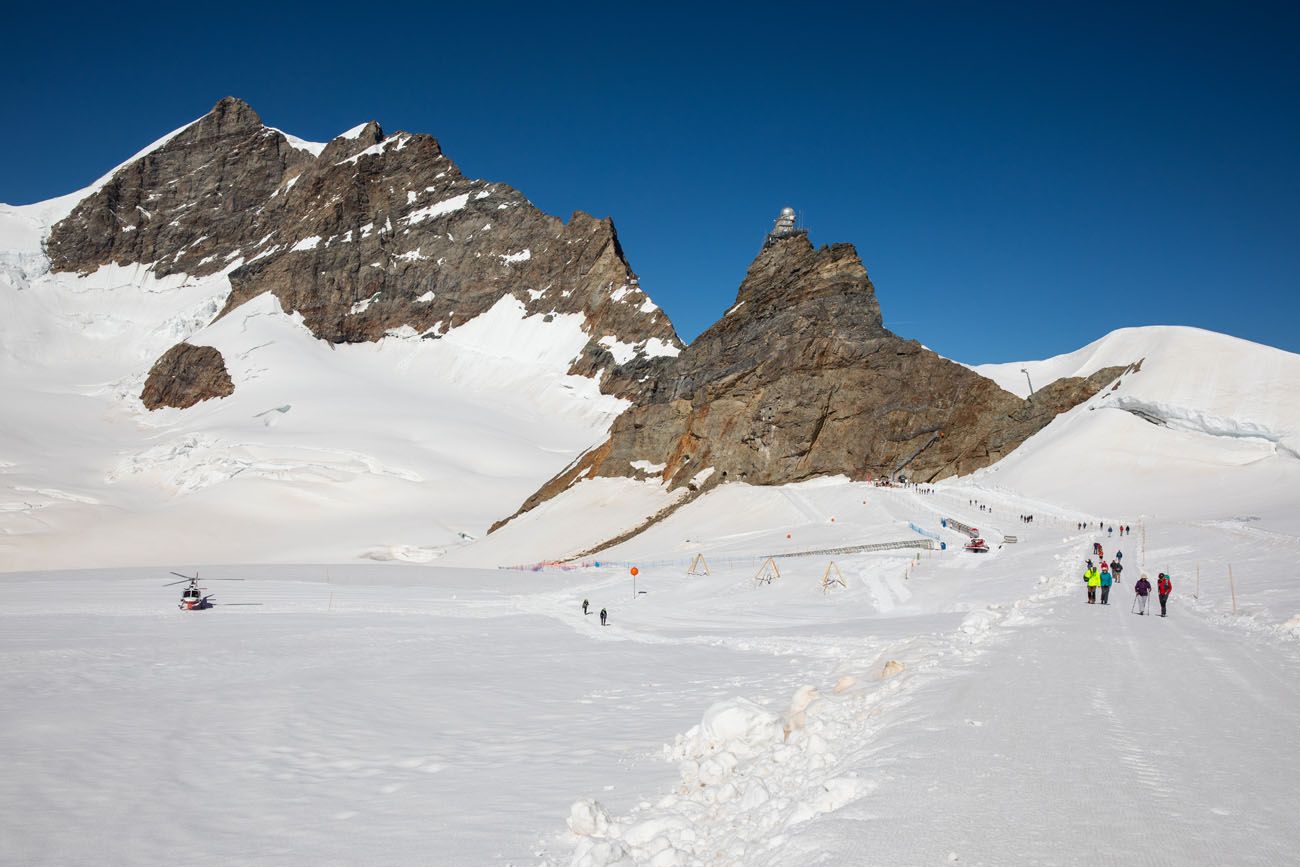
{"left": 542, "top": 486, "right": 1300, "bottom": 866}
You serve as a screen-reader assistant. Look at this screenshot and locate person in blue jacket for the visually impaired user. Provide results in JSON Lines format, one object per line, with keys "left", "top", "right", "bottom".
{"left": 1099, "top": 563, "right": 1114, "bottom": 605}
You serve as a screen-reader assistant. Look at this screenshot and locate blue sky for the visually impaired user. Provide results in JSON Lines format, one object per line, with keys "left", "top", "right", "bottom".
{"left": 4, "top": 1, "right": 1297, "bottom": 362}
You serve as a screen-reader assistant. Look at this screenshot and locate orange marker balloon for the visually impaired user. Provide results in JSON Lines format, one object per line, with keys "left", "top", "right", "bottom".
{"left": 630, "top": 566, "right": 639, "bottom": 576}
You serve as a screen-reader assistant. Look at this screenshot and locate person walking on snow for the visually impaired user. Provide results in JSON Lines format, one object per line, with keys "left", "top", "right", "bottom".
{"left": 1085, "top": 564, "right": 1101, "bottom": 604}
{"left": 1157, "top": 573, "right": 1173, "bottom": 617}
{"left": 1110, "top": 558, "right": 1123, "bottom": 584}
{"left": 599, "top": 608, "right": 608, "bottom": 626}
{"left": 1134, "top": 574, "right": 1152, "bottom": 615}
{"left": 1099, "top": 563, "right": 1113, "bottom": 604}
{"left": 582, "top": 599, "right": 589, "bottom": 615}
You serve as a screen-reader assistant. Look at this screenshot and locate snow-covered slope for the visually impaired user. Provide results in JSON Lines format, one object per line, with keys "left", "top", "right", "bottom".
{"left": 974, "top": 326, "right": 1300, "bottom": 439}
{"left": 0, "top": 122, "right": 629, "bottom": 571}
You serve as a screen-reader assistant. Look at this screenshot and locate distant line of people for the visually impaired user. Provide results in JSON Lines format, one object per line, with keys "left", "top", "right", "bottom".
{"left": 1076, "top": 522, "right": 1132, "bottom": 536}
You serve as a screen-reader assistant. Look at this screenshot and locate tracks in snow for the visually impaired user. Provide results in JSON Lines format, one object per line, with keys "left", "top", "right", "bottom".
{"left": 546, "top": 537, "right": 1083, "bottom": 865}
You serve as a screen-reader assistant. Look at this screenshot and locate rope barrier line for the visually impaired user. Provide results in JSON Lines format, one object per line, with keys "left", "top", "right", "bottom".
{"left": 504, "top": 538, "right": 936, "bottom": 572}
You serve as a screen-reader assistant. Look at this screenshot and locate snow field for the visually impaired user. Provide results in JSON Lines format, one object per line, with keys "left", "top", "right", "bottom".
{"left": 0, "top": 253, "right": 628, "bottom": 568}
{"left": 2, "top": 476, "right": 1298, "bottom": 865}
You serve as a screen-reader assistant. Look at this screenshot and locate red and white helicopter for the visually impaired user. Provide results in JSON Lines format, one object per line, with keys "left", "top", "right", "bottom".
{"left": 165, "top": 571, "right": 255, "bottom": 610}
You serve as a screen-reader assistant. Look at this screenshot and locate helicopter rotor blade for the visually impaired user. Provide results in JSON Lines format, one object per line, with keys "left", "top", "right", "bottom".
{"left": 169, "top": 571, "right": 196, "bottom": 581}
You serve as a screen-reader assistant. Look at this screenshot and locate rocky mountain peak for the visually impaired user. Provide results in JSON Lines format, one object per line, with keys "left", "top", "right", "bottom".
{"left": 205, "top": 95, "right": 265, "bottom": 134}
{"left": 46, "top": 97, "right": 311, "bottom": 278}
{"left": 729, "top": 232, "right": 882, "bottom": 332}
{"left": 44, "top": 98, "right": 682, "bottom": 409}
{"left": 499, "top": 213, "right": 1127, "bottom": 539}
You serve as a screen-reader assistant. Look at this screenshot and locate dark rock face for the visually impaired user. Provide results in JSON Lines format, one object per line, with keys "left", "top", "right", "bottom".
{"left": 506, "top": 234, "right": 1127, "bottom": 526}
{"left": 48, "top": 97, "right": 681, "bottom": 403}
{"left": 48, "top": 97, "right": 313, "bottom": 279}
{"left": 140, "top": 344, "right": 235, "bottom": 410}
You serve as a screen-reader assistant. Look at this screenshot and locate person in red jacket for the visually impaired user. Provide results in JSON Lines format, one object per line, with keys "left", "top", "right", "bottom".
{"left": 1157, "top": 573, "right": 1173, "bottom": 617}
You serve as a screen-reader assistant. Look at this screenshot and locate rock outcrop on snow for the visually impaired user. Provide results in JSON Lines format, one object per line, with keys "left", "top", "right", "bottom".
{"left": 47, "top": 97, "right": 681, "bottom": 406}
{"left": 505, "top": 232, "right": 1127, "bottom": 529}
{"left": 140, "top": 343, "right": 234, "bottom": 410}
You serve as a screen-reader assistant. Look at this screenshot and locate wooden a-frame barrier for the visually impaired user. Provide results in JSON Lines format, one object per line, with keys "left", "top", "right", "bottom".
{"left": 687, "top": 553, "right": 711, "bottom": 576}
{"left": 820, "top": 561, "right": 847, "bottom": 593}
{"left": 753, "top": 557, "right": 781, "bottom": 586}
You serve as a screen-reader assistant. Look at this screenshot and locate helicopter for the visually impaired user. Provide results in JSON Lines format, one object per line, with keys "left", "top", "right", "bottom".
{"left": 164, "top": 571, "right": 252, "bottom": 610}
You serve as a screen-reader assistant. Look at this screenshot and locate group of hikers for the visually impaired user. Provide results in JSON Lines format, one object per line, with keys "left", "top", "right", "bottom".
{"left": 581, "top": 598, "right": 608, "bottom": 626}
{"left": 873, "top": 480, "right": 935, "bottom": 493}
{"left": 1082, "top": 541, "right": 1173, "bottom": 616}
{"left": 1017, "top": 514, "right": 1035, "bottom": 524}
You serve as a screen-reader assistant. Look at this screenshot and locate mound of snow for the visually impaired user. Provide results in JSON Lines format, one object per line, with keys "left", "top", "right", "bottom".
{"left": 974, "top": 326, "right": 1300, "bottom": 453}
{"left": 669, "top": 698, "right": 785, "bottom": 765}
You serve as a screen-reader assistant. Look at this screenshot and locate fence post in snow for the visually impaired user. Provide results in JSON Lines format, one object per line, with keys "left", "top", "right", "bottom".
{"left": 1229, "top": 564, "right": 1237, "bottom": 615}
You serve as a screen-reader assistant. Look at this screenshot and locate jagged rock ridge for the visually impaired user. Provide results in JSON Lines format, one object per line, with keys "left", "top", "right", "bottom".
{"left": 47, "top": 97, "right": 682, "bottom": 408}
{"left": 503, "top": 232, "right": 1128, "bottom": 532}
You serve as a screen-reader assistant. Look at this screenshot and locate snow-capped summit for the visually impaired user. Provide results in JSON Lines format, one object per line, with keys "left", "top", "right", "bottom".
{"left": 38, "top": 96, "right": 681, "bottom": 405}
{"left": 967, "top": 325, "right": 1300, "bottom": 530}
{"left": 0, "top": 97, "right": 683, "bottom": 569}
